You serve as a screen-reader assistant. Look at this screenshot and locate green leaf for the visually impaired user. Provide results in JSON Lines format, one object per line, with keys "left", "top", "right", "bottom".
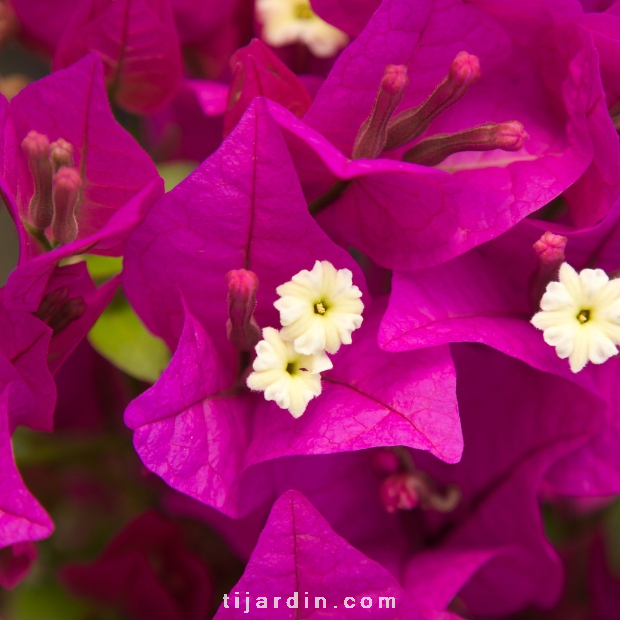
{"left": 157, "top": 161, "right": 198, "bottom": 192}
{"left": 88, "top": 290, "right": 170, "bottom": 383}
{"left": 84, "top": 254, "right": 123, "bottom": 283}
{"left": 605, "top": 497, "right": 620, "bottom": 575}
{"left": 8, "top": 581, "right": 91, "bottom": 620}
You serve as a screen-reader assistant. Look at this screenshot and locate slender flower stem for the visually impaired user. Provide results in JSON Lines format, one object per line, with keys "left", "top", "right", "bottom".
{"left": 308, "top": 179, "right": 351, "bottom": 215}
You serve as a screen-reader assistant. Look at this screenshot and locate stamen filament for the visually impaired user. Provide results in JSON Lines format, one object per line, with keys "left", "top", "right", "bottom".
{"left": 403, "top": 121, "right": 528, "bottom": 167}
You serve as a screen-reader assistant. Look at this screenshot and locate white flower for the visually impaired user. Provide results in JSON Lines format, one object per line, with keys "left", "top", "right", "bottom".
{"left": 531, "top": 262, "right": 620, "bottom": 373}
{"left": 274, "top": 260, "right": 364, "bottom": 355}
{"left": 247, "top": 327, "right": 333, "bottom": 417}
{"left": 255, "top": 0, "right": 349, "bottom": 58}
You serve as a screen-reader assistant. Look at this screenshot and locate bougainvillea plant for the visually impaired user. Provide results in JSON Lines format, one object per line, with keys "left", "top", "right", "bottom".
{"left": 0, "top": 0, "right": 620, "bottom": 618}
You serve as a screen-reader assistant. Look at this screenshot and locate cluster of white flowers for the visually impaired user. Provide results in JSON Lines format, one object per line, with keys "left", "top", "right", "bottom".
{"left": 247, "top": 261, "right": 364, "bottom": 417}
{"left": 531, "top": 263, "right": 620, "bottom": 373}
{"left": 255, "top": 0, "right": 349, "bottom": 58}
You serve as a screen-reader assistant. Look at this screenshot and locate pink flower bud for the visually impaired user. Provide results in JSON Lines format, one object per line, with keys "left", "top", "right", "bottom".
{"left": 530, "top": 231, "right": 568, "bottom": 310}
{"left": 533, "top": 231, "right": 567, "bottom": 266}
{"left": 379, "top": 473, "right": 419, "bottom": 513}
{"left": 49, "top": 138, "right": 74, "bottom": 172}
{"left": 448, "top": 51, "right": 481, "bottom": 89}
{"left": 21, "top": 130, "right": 54, "bottom": 229}
{"left": 403, "top": 121, "right": 528, "bottom": 167}
{"left": 352, "top": 64, "right": 408, "bottom": 160}
{"left": 226, "top": 269, "right": 261, "bottom": 352}
{"left": 51, "top": 166, "right": 82, "bottom": 244}
{"left": 385, "top": 51, "right": 481, "bottom": 150}
{"left": 370, "top": 449, "right": 400, "bottom": 476}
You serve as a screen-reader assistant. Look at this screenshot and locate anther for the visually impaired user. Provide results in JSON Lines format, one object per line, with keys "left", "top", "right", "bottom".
{"left": 577, "top": 310, "right": 590, "bottom": 324}
{"left": 226, "top": 269, "right": 261, "bottom": 352}
{"left": 51, "top": 167, "right": 82, "bottom": 244}
{"left": 21, "top": 130, "right": 54, "bottom": 229}
{"left": 314, "top": 302, "right": 326, "bottom": 315}
{"left": 402, "top": 121, "right": 528, "bottom": 167}
{"left": 385, "top": 51, "right": 481, "bottom": 151}
{"left": 49, "top": 138, "right": 74, "bottom": 173}
{"left": 352, "top": 65, "right": 409, "bottom": 160}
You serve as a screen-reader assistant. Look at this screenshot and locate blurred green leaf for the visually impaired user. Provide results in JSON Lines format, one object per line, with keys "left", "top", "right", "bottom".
{"left": 605, "top": 497, "right": 620, "bottom": 575}
{"left": 84, "top": 255, "right": 123, "bottom": 284}
{"left": 8, "top": 581, "right": 90, "bottom": 620}
{"left": 88, "top": 291, "right": 170, "bottom": 383}
{"left": 157, "top": 161, "right": 198, "bottom": 192}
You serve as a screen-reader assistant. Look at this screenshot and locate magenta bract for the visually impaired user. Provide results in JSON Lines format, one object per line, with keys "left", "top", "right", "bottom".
{"left": 266, "top": 0, "right": 619, "bottom": 270}
{"left": 123, "top": 99, "right": 462, "bottom": 516}
{"left": 53, "top": 0, "right": 182, "bottom": 114}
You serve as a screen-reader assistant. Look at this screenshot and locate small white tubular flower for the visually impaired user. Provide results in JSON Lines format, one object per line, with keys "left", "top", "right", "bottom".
{"left": 274, "top": 260, "right": 364, "bottom": 356}
{"left": 531, "top": 262, "right": 620, "bottom": 373}
{"left": 255, "top": 0, "right": 349, "bottom": 58}
{"left": 247, "top": 327, "right": 333, "bottom": 417}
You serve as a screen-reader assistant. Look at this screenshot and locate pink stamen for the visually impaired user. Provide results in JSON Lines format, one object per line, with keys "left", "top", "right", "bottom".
{"left": 352, "top": 64, "right": 408, "bottom": 160}
{"left": 22, "top": 130, "right": 54, "bottom": 229}
{"left": 226, "top": 269, "right": 261, "bottom": 352}
{"left": 51, "top": 166, "right": 82, "bottom": 244}
{"left": 403, "top": 120, "right": 528, "bottom": 167}
{"left": 385, "top": 51, "right": 481, "bottom": 151}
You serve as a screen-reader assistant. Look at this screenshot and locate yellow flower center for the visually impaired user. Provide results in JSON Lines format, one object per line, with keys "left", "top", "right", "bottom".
{"left": 294, "top": 3, "right": 314, "bottom": 19}
{"left": 577, "top": 309, "right": 591, "bottom": 324}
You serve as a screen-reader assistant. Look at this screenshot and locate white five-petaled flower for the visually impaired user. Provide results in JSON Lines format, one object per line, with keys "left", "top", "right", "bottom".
{"left": 255, "top": 0, "right": 349, "bottom": 58}
{"left": 274, "top": 260, "right": 364, "bottom": 356}
{"left": 246, "top": 327, "right": 333, "bottom": 417}
{"left": 531, "top": 262, "right": 620, "bottom": 373}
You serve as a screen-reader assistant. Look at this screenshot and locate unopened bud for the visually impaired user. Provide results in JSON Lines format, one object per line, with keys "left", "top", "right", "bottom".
{"left": 403, "top": 120, "right": 528, "bottom": 167}
{"left": 371, "top": 449, "right": 400, "bottom": 477}
{"left": 529, "top": 231, "right": 568, "bottom": 310}
{"left": 51, "top": 167, "right": 82, "bottom": 244}
{"left": 352, "top": 65, "right": 408, "bottom": 160}
{"left": 379, "top": 473, "right": 419, "bottom": 513}
{"left": 226, "top": 269, "right": 261, "bottom": 351}
{"left": 385, "top": 51, "right": 481, "bottom": 151}
{"left": 49, "top": 138, "right": 74, "bottom": 172}
{"left": 22, "top": 130, "right": 54, "bottom": 229}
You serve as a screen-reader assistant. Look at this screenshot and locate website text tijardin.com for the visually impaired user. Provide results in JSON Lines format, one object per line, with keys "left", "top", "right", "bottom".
{"left": 223, "top": 592, "right": 396, "bottom": 612}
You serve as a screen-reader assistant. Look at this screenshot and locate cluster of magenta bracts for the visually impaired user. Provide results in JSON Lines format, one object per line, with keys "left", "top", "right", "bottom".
{"left": 1, "top": 0, "right": 620, "bottom": 618}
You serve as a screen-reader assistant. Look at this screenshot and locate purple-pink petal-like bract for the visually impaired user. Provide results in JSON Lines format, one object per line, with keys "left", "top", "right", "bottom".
{"left": 267, "top": 0, "right": 619, "bottom": 270}
{"left": 0, "top": 385, "right": 54, "bottom": 550}
{"left": 214, "top": 490, "right": 437, "bottom": 619}
{"left": 53, "top": 0, "right": 183, "bottom": 114}
{"left": 123, "top": 98, "right": 463, "bottom": 516}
